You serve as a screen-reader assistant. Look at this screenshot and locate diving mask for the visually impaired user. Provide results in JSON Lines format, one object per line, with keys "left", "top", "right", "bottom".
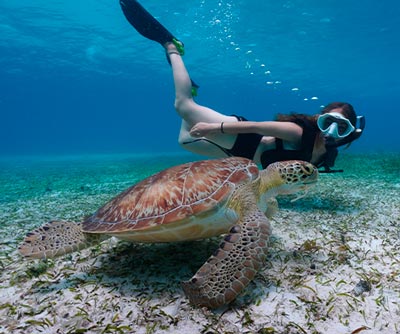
{"left": 317, "top": 112, "right": 355, "bottom": 138}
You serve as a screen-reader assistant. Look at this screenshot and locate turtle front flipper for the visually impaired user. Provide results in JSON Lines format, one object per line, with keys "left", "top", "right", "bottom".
{"left": 19, "top": 220, "right": 104, "bottom": 259}
{"left": 181, "top": 208, "right": 272, "bottom": 309}
{"left": 264, "top": 197, "right": 279, "bottom": 218}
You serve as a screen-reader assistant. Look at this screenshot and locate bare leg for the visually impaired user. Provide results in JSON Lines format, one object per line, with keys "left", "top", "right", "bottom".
{"left": 165, "top": 43, "right": 239, "bottom": 157}
{"left": 119, "top": 0, "right": 237, "bottom": 157}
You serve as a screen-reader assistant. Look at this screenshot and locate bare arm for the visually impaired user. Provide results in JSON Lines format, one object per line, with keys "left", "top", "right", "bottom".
{"left": 190, "top": 121, "right": 303, "bottom": 143}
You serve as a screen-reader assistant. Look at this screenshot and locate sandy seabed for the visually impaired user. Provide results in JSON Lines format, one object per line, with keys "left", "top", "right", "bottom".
{"left": 0, "top": 152, "right": 399, "bottom": 334}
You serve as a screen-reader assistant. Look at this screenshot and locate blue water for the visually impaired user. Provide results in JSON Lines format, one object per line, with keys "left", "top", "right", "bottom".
{"left": 1, "top": 3, "right": 400, "bottom": 330}
{"left": 1, "top": 0, "right": 399, "bottom": 155}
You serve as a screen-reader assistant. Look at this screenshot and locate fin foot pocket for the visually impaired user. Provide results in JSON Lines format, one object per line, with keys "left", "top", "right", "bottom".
{"left": 120, "top": 0, "right": 200, "bottom": 96}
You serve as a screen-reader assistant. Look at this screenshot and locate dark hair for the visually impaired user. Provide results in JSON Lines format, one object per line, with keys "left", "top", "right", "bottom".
{"left": 275, "top": 112, "right": 317, "bottom": 125}
{"left": 321, "top": 102, "right": 357, "bottom": 127}
{"left": 275, "top": 101, "right": 357, "bottom": 125}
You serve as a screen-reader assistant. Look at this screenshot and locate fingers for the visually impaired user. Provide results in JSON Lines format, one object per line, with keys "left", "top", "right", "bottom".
{"left": 190, "top": 122, "right": 207, "bottom": 137}
{"left": 190, "top": 122, "right": 220, "bottom": 137}
{"left": 190, "top": 128, "right": 202, "bottom": 137}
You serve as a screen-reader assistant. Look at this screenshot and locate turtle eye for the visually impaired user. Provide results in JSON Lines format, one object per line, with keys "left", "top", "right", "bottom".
{"left": 303, "top": 166, "right": 312, "bottom": 174}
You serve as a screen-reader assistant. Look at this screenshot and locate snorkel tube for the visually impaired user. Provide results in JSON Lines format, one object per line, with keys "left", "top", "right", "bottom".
{"left": 319, "top": 115, "right": 366, "bottom": 173}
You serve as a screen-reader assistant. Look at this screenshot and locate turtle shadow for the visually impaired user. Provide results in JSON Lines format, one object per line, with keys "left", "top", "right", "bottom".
{"left": 71, "top": 239, "right": 222, "bottom": 300}
{"left": 26, "top": 239, "right": 221, "bottom": 303}
{"left": 98, "top": 239, "right": 218, "bottom": 281}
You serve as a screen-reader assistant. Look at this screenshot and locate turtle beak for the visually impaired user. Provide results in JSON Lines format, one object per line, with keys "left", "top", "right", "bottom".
{"left": 303, "top": 178, "right": 318, "bottom": 185}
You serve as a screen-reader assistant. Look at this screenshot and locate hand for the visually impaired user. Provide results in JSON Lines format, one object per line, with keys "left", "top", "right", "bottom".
{"left": 189, "top": 122, "right": 219, "bottom": 137}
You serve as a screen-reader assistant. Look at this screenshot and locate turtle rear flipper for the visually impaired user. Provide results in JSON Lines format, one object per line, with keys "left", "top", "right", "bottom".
{"left": 19, "top": 220, "right": 102, "bottom": 259}
{"left": 181, "top": 208, "right": 271, "bottom": 309}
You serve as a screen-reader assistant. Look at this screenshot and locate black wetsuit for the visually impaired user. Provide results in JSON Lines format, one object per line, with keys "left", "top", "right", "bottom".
{"left": 226, "top": 117, "right": 319, "bottom": 169}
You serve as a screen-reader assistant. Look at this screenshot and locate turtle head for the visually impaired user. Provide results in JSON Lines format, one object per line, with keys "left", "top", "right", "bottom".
{"left": 259, "top": 160, "right": 318, "bottom": 200}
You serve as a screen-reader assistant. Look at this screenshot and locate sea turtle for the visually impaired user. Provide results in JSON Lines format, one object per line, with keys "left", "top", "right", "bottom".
{"left": 19, "top": 157, "right": 318, "bottom": 308}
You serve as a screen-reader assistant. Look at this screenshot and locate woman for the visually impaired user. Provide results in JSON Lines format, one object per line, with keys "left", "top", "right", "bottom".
{"left": 165, "top": 42, "right": 365, "bottom": 171}
{"left": 120, "top": 0, "right": 365, "bottom": 171}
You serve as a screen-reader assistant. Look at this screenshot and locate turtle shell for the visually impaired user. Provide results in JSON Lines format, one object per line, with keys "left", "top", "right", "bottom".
{"left": 82, "top": 157, "right": 259, "bottom": 238}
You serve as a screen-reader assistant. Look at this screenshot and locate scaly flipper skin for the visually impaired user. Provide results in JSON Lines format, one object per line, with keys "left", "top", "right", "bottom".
{"left": 181, "top": 206, "right": 272, "bottom": 309}
{"left": 18, "top": 221, "right": 104, "bottom": 259}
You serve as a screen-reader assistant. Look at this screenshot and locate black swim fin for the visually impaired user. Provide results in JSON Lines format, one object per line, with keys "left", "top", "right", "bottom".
{"left": 120, "top": 0, "right": 199, "bottom": 95}
{"left": 120, "top": 0, "right": 181, "bottom": 50}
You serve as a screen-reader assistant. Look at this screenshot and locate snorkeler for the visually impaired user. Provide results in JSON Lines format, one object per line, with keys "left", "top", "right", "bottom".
{"left": 120, "top": 0, "right": 365, "bottom": 172}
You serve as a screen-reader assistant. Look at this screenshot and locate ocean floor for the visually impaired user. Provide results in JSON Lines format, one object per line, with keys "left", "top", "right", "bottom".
{"left": 0, "top": 152, "right": 399, "bottom": 334}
